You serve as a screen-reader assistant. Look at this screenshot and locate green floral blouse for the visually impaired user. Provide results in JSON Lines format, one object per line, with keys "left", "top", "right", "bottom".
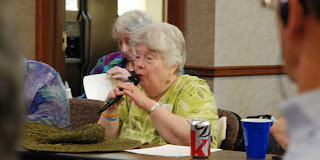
{"left": 118, "top": 75, "right": 219, "bottom": 148}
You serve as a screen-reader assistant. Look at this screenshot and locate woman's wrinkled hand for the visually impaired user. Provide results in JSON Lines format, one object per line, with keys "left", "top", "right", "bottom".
{"left": 103, "top": 88, "right": 124, "bottom": 115}
{"left": 107, "top": 66, "right": 131, "bottom": 82}
{"left": 113, "top": 82, "right": 154, "bottom": 111}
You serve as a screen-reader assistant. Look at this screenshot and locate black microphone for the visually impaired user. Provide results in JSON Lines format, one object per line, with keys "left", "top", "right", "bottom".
{"left": 97, "top": 73, "right": 140, "bottom": 113}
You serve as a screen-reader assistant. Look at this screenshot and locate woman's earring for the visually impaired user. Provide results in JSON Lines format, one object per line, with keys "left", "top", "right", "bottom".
{"left": 167, "top": 73, "right": 172, "bottom": 84}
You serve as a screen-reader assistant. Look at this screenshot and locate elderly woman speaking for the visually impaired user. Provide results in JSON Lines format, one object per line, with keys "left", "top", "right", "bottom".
{"left": 98, "top": 23, "right": 219, "bottom": 148}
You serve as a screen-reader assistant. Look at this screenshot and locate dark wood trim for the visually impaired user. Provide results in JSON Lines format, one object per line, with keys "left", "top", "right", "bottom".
{"left": 166, "top": 0, "right": 184, "bottom": 32}
{"left": 36, "top": 0, "right": 65, "bottom": 80}
{"left": 36, "top": 0, "right": 55, "bottom": 66}
{"left": 184, "top": 65, "right": 285, "bottom": 77}
{"left": 53, "top": 0, "right": 66, "bottom": 81}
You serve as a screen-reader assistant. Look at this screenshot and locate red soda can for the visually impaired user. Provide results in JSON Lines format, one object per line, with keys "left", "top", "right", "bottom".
{"left": 190, "top": 118, "right": 211, "bottom": 158}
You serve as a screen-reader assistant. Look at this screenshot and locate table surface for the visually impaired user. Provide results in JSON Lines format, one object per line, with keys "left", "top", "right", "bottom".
{"left": 77, "top": 150, "right": 277, "bottom": 160}
{"left": 19, "top": 147, "right": 279, "bottom": 160}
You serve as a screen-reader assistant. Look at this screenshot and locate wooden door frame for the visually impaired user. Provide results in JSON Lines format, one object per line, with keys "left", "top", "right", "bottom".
{"left": 165, "top": 0, "right": 184, "bottom": 32}
{"left": 36, "top": 0, "right": 66, "bottom": 80}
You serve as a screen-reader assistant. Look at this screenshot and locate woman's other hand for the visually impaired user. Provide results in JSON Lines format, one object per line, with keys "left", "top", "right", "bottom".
{"left": 107, "top": 66, "right": 131, "bottom": 82}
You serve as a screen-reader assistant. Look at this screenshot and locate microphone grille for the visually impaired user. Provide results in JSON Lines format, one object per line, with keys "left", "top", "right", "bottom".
{"left": 127, "top": 73, "right": 140, "bottom": 86}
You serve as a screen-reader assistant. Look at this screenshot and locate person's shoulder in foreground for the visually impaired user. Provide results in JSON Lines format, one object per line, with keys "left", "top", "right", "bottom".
{"left": 24, "top": 59, "right": 70, "bottom": 128}
{"left": 280, "top": 89, "right": 320, "bottom": 160}
{"left": 265, "top": 0, "right": 320, "bottom": 159}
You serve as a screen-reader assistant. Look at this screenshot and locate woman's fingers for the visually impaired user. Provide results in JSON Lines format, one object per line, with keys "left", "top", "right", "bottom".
{"left": 113, "top": 84, "right": 125, "bottom": 96}
{"left": 105, "top": 90, "right": 116, "bottom": 102}
{"left": 115, "top": 82, "right": 136, "bottom": 92}
{"left": 107, "top": 66, "right": 127, "bottom": 75}
{"left": 112, "top": 73, "right": 130, "bottom": 82}
{"left": 106, "top": 66, "right": 121, "bottom": 73}
{"left": 107, "top": 67, "right": 131, "bottom": 82}
{"left": 105, "top": 84, "right": 126, "bottom": 102}
{"left": 118, "top": 83, "right": 145, "bottom": 100}
{"left": 115, "top": 83, "right": 152, "bottom": 111}
{"left": 103, "top": 91, "right": 125, "bottom": 112}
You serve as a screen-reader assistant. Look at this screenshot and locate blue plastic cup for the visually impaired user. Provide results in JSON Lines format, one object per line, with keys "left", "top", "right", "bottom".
{"left": 241, "top": 119, "right": 272, "bottom": 159}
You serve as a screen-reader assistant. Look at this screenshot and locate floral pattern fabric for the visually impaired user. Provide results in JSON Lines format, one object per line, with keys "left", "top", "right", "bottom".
{"left": 24, "top": 59, "right": 70, "bottom": 128}
{"left": 118, "top": 75, "right": 219, "bottom": 148}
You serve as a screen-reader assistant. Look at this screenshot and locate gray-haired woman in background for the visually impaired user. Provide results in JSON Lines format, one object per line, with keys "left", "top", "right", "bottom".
{"left": 98, "top": 23, "right": 220, "bottom": 148}
{"left": 79, "top": 10, "right": 152, "bottom": 98}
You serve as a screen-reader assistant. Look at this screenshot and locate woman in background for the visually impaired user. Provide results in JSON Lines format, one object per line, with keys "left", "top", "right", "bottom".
{"left": 79, "top": 10, "right": 152, "bottom": 98}
{"left": 98, "top": 23, "right": 219, "bottom": 148}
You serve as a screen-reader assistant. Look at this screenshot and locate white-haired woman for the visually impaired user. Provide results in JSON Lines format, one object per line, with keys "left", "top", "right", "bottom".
{"left": 98, "top": 23, "right": 219, "bottom": 148}
{"left": 79, "top": 10, "right": 152, "bottom": 98}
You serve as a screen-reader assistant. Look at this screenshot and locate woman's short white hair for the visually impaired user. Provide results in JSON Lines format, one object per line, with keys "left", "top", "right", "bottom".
{"left": 112, "top": 10, "right": 153, "bottom": 40}
{"left": 130, "top": 23, "right": 186, "bottom": 75}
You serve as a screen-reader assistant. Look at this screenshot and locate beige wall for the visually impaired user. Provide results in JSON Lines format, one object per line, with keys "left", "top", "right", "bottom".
{"left": 118, "top": 0, "right": 162, "bottom": 22}
{"left": 214, "top": 75, "right": 296, "bottom": 119}
{"left": 213, "top": 0, "right": 295, "bottom": 119}
{"left": 214, "top": 0, "right": 280, "bottom": 66}
{"left": 184, "top": 0, "right": 297, "bottom": 119}
{"left": 184, "top": 0, "right": 215, "bottom": 92}
{"left": 184, "top": 0, "right": 215, "bottom": 68}
{"left": 7, "top": 0, "right": 35, "bottom": 60}
{"left": 145, "top": 0, "right": 162, "bottom": 23}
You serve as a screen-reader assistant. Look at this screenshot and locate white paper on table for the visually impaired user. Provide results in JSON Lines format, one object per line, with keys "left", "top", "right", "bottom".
{"left": 123, "top": 144, "right": 222, "bottom": 157}
{"left": 83, "top": 74, "right": 121, "bottom": 101}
